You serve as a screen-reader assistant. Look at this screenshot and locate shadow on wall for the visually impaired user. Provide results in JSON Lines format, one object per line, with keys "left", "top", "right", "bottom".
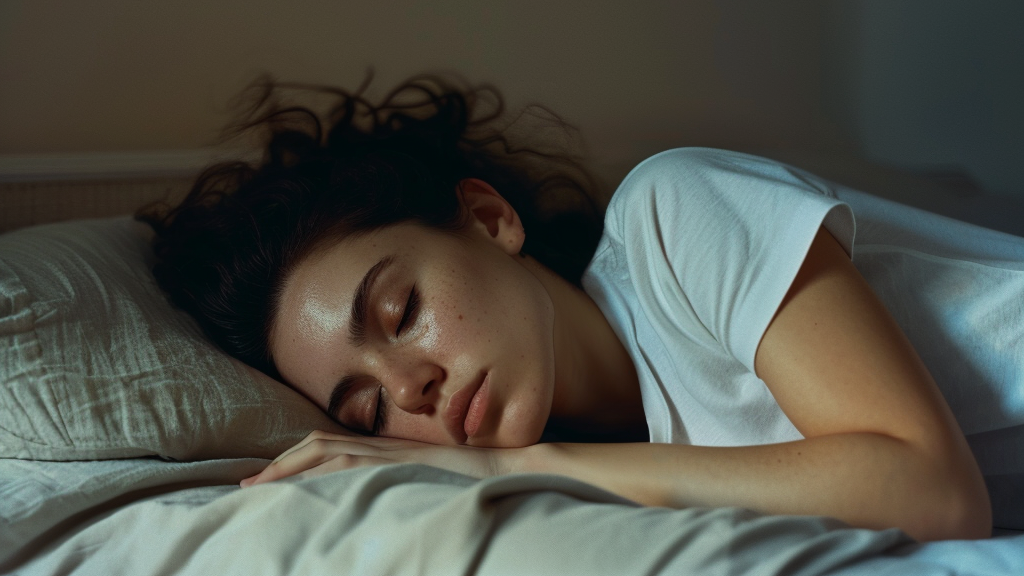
{"left": 0, "top": 0, "right": 1019, "bottom": 233}
{"left": 821, "top": 0, "right": 1024, "bottom": 201}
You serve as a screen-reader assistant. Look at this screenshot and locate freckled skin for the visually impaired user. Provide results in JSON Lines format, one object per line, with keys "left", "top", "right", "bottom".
{"left": 271, "top": 222, "right": 557, "bottom": 448}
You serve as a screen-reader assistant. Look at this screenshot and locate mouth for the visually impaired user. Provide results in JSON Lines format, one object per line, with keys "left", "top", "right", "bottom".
{"left": 443, "top": 371, "right": 489, "bottom": 444}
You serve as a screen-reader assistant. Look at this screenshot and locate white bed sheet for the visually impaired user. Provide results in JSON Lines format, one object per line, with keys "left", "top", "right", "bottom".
{"left": 2, "top": 458, "right": 1022, "bottom": 576}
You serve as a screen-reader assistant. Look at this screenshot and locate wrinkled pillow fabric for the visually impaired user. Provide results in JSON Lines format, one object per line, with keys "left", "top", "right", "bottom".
{"left": 0, "top": 216, "right": 344, "bottom": 461}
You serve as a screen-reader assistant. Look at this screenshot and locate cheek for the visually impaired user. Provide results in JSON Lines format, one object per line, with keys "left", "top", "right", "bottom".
{"left": 418, "top": 272, "right": 490, "bottom": 350}
{"left": 412, "top": 305, "right": 465, "bottom": 361}
{"left": 423, "top": 248, "right": 554, "bottom": 369}
{"left": 415, "top": 306, "right": 445, "bottom": 351}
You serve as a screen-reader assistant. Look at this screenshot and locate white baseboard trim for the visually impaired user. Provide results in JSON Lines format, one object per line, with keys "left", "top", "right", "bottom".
{"left": 0, "top": 148, "right": 257, "bottom": 183}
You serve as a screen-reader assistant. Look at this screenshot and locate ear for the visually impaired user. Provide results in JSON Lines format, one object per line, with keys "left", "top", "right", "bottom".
{"left": 457, "top": 178, "right": 525, "bottom": 255}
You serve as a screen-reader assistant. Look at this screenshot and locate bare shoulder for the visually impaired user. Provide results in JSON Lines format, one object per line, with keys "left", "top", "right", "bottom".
{"left": 755, "top": 226, "right": 956, "bottom": 443}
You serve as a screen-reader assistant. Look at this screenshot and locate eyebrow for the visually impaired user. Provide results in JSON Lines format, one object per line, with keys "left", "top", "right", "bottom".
{"left": 348, "top": 255, "right": 395, "bottom": 347}
{"left": 325, "top": 255, "right": 394, "bottom": 425}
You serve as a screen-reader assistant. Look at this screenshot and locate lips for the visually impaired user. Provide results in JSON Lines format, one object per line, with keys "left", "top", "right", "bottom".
{"left": 463, "top": 376, "right": 490, "bottom": 438}
{"left": 443, "top": 371, "right": 489, "bottom": 444}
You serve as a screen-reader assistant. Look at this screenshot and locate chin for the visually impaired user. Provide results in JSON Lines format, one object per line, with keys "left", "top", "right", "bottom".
{"left": 479, "top": 366, "right": 553, "bottom": 448}
{"left": 490, "top": 406, "right": 548, "bottom": 448}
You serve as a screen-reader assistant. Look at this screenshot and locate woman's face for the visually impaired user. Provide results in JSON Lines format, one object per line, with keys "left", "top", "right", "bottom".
{"left": 270, "top": 183, "right": 557, "bottom": 448}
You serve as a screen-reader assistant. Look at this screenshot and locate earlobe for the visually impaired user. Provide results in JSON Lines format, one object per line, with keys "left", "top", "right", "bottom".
{"left": 457, "top": 178, "right": 525, "bottom": 255}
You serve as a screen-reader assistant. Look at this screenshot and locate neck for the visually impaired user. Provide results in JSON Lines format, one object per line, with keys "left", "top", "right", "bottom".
{"left": 520, "top": 256, "right": 647, "bottom": 440}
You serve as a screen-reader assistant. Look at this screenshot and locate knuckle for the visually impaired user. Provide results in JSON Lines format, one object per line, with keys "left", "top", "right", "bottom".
{"left": 305, "top": 429, "right": 328, "bottom": 441}
{"left": 308, "top": 438, "right": 331, "bottom": 454}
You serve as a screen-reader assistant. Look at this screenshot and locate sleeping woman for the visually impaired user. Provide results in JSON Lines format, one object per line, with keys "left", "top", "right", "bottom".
{"left": 138, "top": 74, "right": 1023, "bottom": 542}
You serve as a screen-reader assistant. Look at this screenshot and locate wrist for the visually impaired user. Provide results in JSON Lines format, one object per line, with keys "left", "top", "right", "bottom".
{"left": 517, "top": 442, "right": 565, "bottom": 475}
{"left": 491, "top": 443, "right": 556, "bottom": 476}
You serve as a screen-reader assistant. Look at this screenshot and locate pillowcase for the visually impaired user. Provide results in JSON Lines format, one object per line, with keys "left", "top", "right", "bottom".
{"left": 0, "top": 216, "right": 345, "bottom": 461}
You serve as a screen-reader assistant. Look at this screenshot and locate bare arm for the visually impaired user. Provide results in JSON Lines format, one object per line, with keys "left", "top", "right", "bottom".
{"left": 512, "top": 226, "right": 990, "bottom": 541}
{"left": 245, "top": 227, "right": 991, "bottom": 542}
{"left": 517, "top": 433, "right": 984, "bottom": 542}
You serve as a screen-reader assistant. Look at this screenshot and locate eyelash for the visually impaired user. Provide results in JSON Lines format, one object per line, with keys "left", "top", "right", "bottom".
{"left": 371, "top": 386, "right": 387, "bottom": 435}
{"left": 396, "top": 286, "right": 420, "bottom": 335}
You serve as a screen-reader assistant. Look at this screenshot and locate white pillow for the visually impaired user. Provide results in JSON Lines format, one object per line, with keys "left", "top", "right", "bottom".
{"left": 0, "top": 216, "right": 345, "bottom": 461}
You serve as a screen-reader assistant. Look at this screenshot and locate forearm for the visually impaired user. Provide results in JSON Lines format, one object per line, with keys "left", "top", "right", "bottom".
{"left": 509, "top": 433, "right": 990, "bottom": 542}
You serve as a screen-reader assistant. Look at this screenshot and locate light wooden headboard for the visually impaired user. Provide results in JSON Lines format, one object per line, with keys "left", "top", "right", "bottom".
{"left": 0, "top": 178, "right": 191, "bottom": 233}
{"left": 0, "top": 148, "right": 252, "bottom": 233}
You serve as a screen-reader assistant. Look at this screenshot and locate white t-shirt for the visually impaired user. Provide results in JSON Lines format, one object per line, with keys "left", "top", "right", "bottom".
{"left": 582, "top": 148, "right": 1024, "bottom": 523}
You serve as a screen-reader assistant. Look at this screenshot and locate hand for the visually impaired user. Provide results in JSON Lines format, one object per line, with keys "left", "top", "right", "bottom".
{"left": 239, "top": 430, "right": 510, "bottom": 487}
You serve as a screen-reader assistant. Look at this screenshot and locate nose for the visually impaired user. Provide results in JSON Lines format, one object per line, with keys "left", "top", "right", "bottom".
{"left": 379, "top": 360, "right": 444, "bottom": 415}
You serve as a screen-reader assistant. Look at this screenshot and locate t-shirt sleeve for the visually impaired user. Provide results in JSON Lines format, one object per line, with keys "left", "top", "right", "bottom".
{"left": 606, "top": 148, "right": 856, "bottom": 375}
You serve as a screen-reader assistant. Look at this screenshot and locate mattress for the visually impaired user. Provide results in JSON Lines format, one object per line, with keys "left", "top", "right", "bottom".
{"left": 3, "top": 457, "right": 1022, "bottom": 576}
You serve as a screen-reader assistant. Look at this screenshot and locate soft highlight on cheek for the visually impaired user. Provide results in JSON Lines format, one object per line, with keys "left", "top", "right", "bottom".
{"left": 417, "top": 306, "right": 441, "bottom": 350}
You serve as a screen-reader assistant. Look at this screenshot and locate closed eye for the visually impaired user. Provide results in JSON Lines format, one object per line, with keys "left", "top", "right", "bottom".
{"left": 396, "top": 286, "right": 420, "bottom": 335}
{"left": 371, "top": 386, "right": 387, "bottom": 435}
{"left": 328, "top": 379, "right": 384, "bottom": 436}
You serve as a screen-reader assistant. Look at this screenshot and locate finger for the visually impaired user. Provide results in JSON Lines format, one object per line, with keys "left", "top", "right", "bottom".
{"left": 249, "top": 442, "right": 336, "bottom": 485}
{"left": 293, "top": 454, "right": 393, "bottom": 481}
{"left": 248, "top": 436, "right": 378, "bottom": 486}
{"left": 242, "top": 432, "right": 340, "bottom": 488}
{"left": 272, "top": 429, "right": 351, "bottom": 465}
{"left": 240, "top": 434, "right": 409, "bottom": 488}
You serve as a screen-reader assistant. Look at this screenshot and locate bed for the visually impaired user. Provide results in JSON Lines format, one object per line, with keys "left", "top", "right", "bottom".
{"left": 2, "top": 170, "right": 1022, "bottom": 575}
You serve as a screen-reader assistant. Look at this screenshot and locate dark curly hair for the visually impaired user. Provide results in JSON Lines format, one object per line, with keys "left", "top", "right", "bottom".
{"left": 136, "top": 72, "right": 605, "bottom": 379}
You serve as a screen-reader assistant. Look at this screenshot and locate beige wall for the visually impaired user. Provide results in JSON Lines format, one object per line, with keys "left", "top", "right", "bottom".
{"left": 0, "top": 0, "right": 851, "bottom": 186}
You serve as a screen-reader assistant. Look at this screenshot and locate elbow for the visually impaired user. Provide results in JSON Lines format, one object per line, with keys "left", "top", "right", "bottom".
{"left": 902, "top": 482, "right": 991, "bottom": 542}
{"left": 882, "top": 433, "right": 992, "bottom": 541}
{"left": 912, "top": 452, "right": 992, "bottom": 542}
{"left": 941, "top": 477, "right": 992, "bottom": 541}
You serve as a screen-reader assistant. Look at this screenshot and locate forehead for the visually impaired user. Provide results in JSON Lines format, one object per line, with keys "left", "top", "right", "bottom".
{"left": 270, "top": 241, "right": 363, "bottom": 387}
